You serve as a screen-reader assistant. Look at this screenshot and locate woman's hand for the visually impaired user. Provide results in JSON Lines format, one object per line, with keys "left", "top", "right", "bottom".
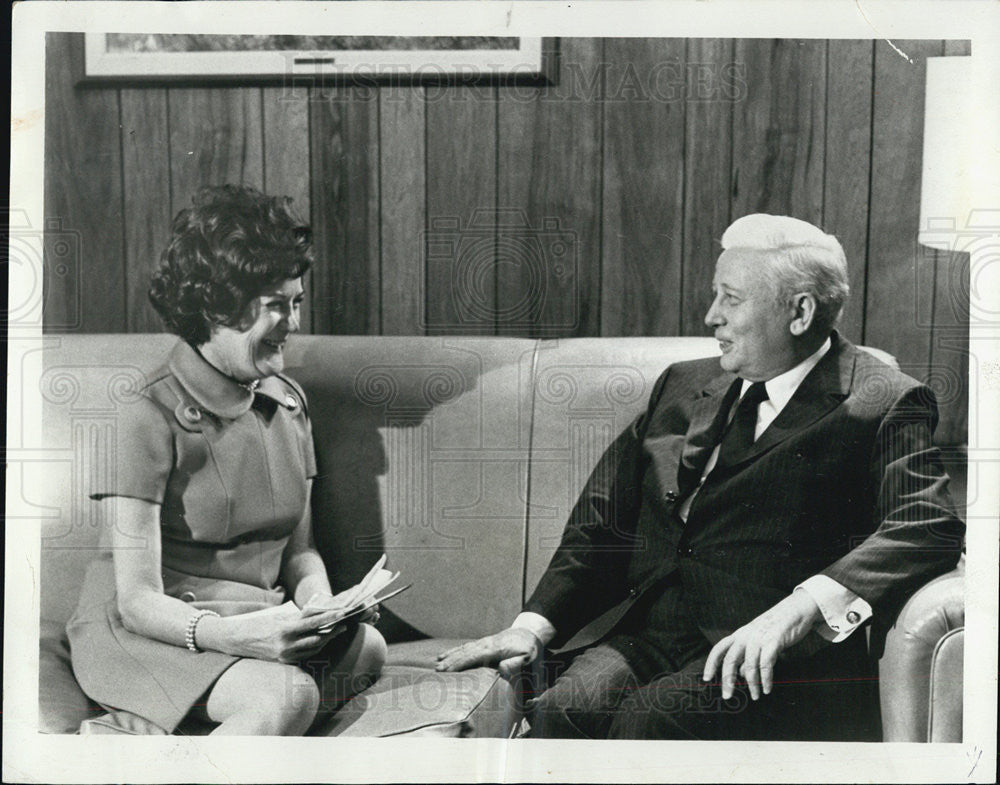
{"left": 356, "top": 603, "right": 381, "bottom": 625}
{"left": 301, "top": 593, "right": 381, "bottom": 629}
{"left": 205, "top": 602, "right": 345, "bottom": 664}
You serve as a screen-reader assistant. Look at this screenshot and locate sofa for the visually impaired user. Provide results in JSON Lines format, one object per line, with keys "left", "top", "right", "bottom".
{"left": 36, "top": 334, "right": 965, "bottom": 739}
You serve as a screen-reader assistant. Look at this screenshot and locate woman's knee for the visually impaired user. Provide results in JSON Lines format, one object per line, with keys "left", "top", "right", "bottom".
{"left": 207, "top": 661, "right": 320, "bottom": 735}
{"left": 256, "top": 665, "right": 321, "bottom": 735}
{"left": 351, "top": 623, "right": 387, "bottom": 681}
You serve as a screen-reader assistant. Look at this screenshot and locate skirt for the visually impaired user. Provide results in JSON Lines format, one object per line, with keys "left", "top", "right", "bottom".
{"left": 66, "top": 554, "right": 243, "bottom": 732}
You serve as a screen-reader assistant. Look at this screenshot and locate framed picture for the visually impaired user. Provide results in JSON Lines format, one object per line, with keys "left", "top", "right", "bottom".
{"left": 81, "top": 34, "right": 558, "bottom": 85}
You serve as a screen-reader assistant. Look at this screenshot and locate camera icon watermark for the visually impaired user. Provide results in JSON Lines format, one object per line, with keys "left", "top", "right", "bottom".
{"left": 422, "top": 208, "right": 578, "bottom": 333}
{"left": 4, "top": 209, "right": 82, "bottom": 330}
{"left": 916, "top": 209, "right": 1000, "bottom": 329}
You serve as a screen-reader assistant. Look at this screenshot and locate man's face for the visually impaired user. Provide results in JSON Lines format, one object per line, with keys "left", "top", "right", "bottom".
{"left": 704, "top": 249, "right": 797, "bottom": 381}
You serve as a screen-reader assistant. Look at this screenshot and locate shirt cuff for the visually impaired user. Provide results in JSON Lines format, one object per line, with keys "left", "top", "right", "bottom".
{"left": 512, "top": 612, "right": 557, "bottom": 648}
{"left": 795, "top": 575, "right": 873, "bottom": 643}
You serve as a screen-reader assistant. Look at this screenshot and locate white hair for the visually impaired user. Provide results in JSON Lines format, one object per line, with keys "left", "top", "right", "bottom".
{"left": 721, "top": 213, "right": 850, "bottom": 334}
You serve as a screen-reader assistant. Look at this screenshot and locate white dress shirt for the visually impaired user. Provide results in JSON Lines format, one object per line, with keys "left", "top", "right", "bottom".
{"left": 514, "top": 337, "right": 872, "bottom": 647}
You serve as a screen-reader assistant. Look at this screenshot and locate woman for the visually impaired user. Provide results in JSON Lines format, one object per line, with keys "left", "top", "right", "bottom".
{"left": 67, "top": 185, "right": 387, "bottom": 735}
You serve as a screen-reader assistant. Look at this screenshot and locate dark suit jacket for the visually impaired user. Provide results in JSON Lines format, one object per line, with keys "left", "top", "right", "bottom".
{"left": 525, "top": 333, "right": 965, "bottom": 659}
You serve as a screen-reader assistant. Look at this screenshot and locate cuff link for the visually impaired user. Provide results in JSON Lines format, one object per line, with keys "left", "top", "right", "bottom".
{"left": 846, "top": 610, "right": 862, "bottom": 624}
{"left": 285, "top": 395, "right": 298, "bottom": 409}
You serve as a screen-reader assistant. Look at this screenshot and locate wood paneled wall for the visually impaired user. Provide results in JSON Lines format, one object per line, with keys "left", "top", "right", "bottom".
{"left": 43, "top": 34, "right": 970, "bottom": 444}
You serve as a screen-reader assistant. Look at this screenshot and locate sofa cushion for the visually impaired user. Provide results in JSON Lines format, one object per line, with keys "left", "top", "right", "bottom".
{"left": 284, "top": 337, "right": 536, "bottom": 640}
{"left": 38, "top": 619, "right": 97, "bottom": 734}
{"left": 385, "top": 637, "right": 464, "bottom": 668}
{"left": 320, "top": 663, "right": 516, "bottom": 738}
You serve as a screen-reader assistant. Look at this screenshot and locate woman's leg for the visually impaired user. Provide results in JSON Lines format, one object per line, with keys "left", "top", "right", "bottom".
{"left": 203, "top": 659, "right": 320, "bottom": 736}
{"left": 305, "top": 623, "right": 387, "bottom": 724}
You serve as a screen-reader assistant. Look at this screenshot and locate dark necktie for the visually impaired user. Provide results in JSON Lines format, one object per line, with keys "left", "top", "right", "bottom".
{"left": 715, "top": 381, "right": 768, "bottom": 470}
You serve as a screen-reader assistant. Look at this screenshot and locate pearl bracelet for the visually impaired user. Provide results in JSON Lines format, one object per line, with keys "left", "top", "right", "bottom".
{"left": 185, "top": 609, "right": 220, "bottom": 653}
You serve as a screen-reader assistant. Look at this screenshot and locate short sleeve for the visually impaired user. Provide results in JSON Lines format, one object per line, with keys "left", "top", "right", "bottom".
{"left": 91, "top": 394, "right": 173, "bottom": 504}
{"left": 301, "top": 409, "right": 318, "bottom": 480}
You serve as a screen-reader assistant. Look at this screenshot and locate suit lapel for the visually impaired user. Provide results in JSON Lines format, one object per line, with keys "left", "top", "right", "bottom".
{"left": 726, "top": 334, "right": 857, "bottom": 468}
{"left": 678, "top": 372, "right": 738, "bottom": 490}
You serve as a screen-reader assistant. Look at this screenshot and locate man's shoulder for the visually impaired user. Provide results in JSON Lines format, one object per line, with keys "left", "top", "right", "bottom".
{"left": 841, "top": 341, "right": 931, "bottom": 418}
{"left": 648, "top": 356, "right": 727, "bottom": 406}
{"left": 660, "top": 356, "right": 726, "bottom": 389}
{"left": 849, "top": 344, "right": 925, "bottom": 395}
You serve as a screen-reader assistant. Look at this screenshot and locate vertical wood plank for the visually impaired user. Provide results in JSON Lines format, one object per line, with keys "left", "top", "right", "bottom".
{"left": 121, "top": 89, "right": 172, "bottom": 333}
{"left": 167, "top": 87, "right": 265, "bottom": 216}
{"left": 309, "top": 88, "right": 380, "bottom": 335}
{"left": 380, "top": 87, "right": 426, "bottom": 335}
{"left": 601, "top": 38, "right": 685, "bottom": 336}
{"left": 262, "top": 86, "right": 313, "bottom": 333}
{"left": 866, "top": 40, "right": 944, "bottom": 378}
{"left": 498, "top": 37, "right": 603, "bottom": 338}
{"left": 43, "top": 32, "right": 126, "bottom": 332}
{"left": 731, "top": 39, "right": 826, "bottom": 225}
{"left": 681, "top": 38, "right": 735, "bottom": 335}
{"left": 823, "top": 40, "right": 873, "bottom": 344}
{"left": 425, "top": 85, "right": 497, "bottom": 334}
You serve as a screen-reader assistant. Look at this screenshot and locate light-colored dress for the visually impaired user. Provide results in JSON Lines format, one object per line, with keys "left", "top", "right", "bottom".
{"left": 67, "top": 340, "right": 317, "bottom": 732}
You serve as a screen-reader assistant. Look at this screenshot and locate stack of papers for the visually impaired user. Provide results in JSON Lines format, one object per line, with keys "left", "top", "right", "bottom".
{"left": 300, "top": 554, "right": 408, "bottom": 633}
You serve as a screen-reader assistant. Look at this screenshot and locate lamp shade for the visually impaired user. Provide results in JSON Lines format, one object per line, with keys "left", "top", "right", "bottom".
{"left": 919, "top": 56, "right": 973, "bottom": 248}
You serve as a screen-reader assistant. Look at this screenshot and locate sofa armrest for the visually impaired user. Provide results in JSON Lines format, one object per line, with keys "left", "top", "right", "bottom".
{"left": 878, "top": 561, "right": 965, "bottom": 742}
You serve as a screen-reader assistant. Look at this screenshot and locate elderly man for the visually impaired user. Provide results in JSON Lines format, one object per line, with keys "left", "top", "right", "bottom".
{"left": 437, "top": 214, "right": 964, "bottom": 740}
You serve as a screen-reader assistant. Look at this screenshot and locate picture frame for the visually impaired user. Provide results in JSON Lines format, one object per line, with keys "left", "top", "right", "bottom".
{"left": 80, "top": 33, "right": 559, "bottom": 86}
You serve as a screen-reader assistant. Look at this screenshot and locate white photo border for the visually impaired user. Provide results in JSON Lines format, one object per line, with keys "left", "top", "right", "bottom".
{"left": 7, "top": 2, "right": 999, "bottom": 783}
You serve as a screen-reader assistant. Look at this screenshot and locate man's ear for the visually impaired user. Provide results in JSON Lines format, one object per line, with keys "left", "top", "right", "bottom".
{"left": 788, "top": 293, "right": 817, "bottom": 336}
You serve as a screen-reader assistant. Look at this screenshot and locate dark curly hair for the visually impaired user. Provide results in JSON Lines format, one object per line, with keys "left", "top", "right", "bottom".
{"left": 149, "top": 185, "right": 313, "bottom": 345}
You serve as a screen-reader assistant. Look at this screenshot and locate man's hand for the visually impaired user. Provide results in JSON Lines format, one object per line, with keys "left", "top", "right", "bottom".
{"left": 436, "top": 628, "right": 542, "bottom": 679}
{"left": 702, "top": 590, "right": 823, "bottom": 701}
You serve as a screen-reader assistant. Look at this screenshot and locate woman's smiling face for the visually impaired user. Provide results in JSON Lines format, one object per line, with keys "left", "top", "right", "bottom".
{"left": 200, "top": 278, "right": 304, "bottom": 382}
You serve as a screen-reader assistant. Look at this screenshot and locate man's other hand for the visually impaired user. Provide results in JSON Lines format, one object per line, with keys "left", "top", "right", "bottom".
{"left": 702, "top": 590, "right": 823, "bottom": 700}
{"left": 436, "top": 628, "right": 542, "bottom": 679}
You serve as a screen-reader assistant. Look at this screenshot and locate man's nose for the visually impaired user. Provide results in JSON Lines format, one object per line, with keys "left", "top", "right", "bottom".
{"left": 286, "top": 307, "right": 301, "bottom": 334}
{"left": 704, "top": 298, "right": 723, "bottom": 328}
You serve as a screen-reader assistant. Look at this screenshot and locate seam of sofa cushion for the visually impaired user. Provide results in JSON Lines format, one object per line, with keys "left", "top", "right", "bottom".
{"left": 926, "top": 626, "right": 964, "bottom": 742}
{"left": 520, "top": 339, "right": 541, "bottom": 609}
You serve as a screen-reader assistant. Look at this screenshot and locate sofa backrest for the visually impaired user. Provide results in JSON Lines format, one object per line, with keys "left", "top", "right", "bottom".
{"left": 38, "top": 334, "right": 897, "bottom": 639}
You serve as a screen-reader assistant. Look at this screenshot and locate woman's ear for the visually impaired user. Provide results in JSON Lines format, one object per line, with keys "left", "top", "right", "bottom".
{"left": 788, "top": 293, "right": 817, "bottom": 336}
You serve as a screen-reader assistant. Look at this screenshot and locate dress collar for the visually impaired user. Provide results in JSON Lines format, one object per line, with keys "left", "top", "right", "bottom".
{"left": 167, "top": 340, "right": 295, "bottom": 419}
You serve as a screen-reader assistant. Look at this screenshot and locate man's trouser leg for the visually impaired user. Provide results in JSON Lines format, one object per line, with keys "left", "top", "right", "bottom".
{"left": 528, "top": 642, "right": 645, "bottom": 739}
{"left": 607, "top": 640, "right": 880, "bottom": 741}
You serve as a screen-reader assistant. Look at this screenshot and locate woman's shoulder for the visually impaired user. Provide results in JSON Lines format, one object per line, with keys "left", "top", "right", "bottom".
{"left": 258, "top": 373, "right": 311, "bottom": 418}
{"left": 120, "top": 359, "right": 202, "bottom": 436}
